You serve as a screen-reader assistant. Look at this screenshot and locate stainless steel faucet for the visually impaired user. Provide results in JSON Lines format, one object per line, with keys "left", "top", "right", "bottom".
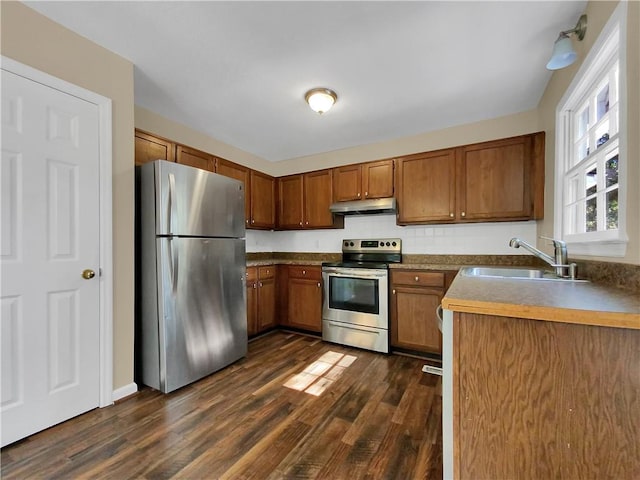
{"left": 509, "top": 237, "right": 577, "bottom": 279}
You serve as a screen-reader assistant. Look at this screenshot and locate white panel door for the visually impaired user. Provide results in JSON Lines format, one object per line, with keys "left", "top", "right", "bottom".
{"left": 1, "top": 69, "right": 101, "bottom": 447}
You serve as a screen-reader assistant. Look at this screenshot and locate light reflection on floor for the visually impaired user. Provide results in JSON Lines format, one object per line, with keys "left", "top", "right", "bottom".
{"left": 283, "top": 351, "right": 357, "bottom": 396}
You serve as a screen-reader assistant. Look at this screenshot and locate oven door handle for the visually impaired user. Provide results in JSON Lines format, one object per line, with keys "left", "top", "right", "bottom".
{"left": 323, "top": 270, "right": 387, "bottom": 279}
{"left": 326, "top": 321, "right": 381, "bottom": 334}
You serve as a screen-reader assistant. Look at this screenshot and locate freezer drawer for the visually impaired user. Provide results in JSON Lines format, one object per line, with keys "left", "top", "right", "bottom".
{"left": 322, "top": 319, "right": 389, "bottom": 354}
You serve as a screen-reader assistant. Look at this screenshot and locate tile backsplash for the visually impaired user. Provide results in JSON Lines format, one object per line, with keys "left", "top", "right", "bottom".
{"left": 246, "top": 214, "right": 537, "bottom": 255}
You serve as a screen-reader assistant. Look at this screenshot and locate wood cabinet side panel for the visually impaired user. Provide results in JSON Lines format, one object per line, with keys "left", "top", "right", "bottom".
{"left": 455, "top": 313, "right": 640, "bottom": 479}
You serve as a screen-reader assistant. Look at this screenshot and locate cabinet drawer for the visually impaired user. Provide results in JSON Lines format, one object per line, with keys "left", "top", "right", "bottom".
{"left": 258, "top": 265, "right": 275, "bottom": 279}
{"left": 246, "top": 267, "right": 257, "bottom": 282}
{"left": 392, "top": 270, "right": 445, "bottom": 287}
{"left": 288, "top": 266, "right": 321, "bottom": 280}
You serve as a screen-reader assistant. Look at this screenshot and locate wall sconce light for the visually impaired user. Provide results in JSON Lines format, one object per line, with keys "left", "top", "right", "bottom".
{"left": 546, "top": 14, "right": 587, "bottom": 70}
{"left": 305, "top": 88, "right": 337, "bottom": 114}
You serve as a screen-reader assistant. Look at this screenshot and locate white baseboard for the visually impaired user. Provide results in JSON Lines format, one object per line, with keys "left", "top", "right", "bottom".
{"left": 111, "top": 382, "right": 138, "bottom": 402}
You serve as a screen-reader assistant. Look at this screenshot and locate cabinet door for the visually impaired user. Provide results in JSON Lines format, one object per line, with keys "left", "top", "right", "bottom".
{"left": 250, "top": 171, "right": 276, "bottom": 229}
{"left": 396, "top": 149, "right": 456, "bottom": 224}
{"left": 287, "top": 277, "right": 322, "bottom": 333}
{"left": 257, "top": 277, "right": 276, "bottom": 331}
{"left": 457, "top": 135, "right": 532, "bottom": 221}
{"left": 362, "top": 159, "right": 394, "bottom": 199}
{"left": 246, "top": 280, "right": 258, "bottom": 337}
{"left": 176, "top": 145, "right": 214, "bottom": 172}
{"left": 304, "top": 169, "right": 334, "bottom": 228}
{"left": 217, "top": 158, "right": 251, "bottom": 227}
{"left": 391, "top": 285, "right": 443, "bottom": 354}
{"left": 332, "top": 164, "right": 362, "bottom": 202}
{"left": 135, "top": 130, "right": 175, "bottom": 165}
{"left": 277, "top": 174, "right": 304, "bottom": 229}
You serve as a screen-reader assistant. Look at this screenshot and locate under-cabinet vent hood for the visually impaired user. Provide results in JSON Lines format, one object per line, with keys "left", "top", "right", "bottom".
{"left": 329, "top": 197, "right": 397, "bottom": 215}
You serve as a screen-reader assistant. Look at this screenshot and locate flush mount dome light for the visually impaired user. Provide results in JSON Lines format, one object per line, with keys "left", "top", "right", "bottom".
{"left": 305, "top": 88, "right": 337, "bottom": 114}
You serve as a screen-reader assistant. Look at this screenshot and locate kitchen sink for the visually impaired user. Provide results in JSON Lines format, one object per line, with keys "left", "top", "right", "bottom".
{"left": 461, "top": 267, "right": 589, "bottom": 282}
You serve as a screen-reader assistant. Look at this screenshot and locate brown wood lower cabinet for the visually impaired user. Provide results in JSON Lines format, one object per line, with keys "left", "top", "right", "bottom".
{"left": 246, "top": 265, "right": 276, "bottom": 336}
{"left": 453, "top": 313, "right": 640, "bottom": 479}
{"left": 391, "top": 269, "right": 456, "bottom": 355}
{"left": 285, "top": 266, "right": 322, "bottom": 333}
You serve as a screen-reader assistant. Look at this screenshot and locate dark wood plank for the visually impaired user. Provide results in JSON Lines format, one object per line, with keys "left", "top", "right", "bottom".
{"left": 0, "top": 332, "right": 443, "bottom": 479}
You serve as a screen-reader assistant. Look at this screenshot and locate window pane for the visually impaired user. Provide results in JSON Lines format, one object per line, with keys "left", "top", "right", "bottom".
{"left": 606, "top": 154, "right": 619, "bottom": 187}
{"left": 596, "top": 83, "right": 609, "bottom": 122}
{"left": 577, "top": 107, "right": 589, "bottom": 137}
{"left": 576, "top": 138, "right": 589, "bottom": 163}
{"left": 606, "top": 188, "right": 618, "bottom": 229}
{"left": 585, "top": 166, "right": 597, "bottom": 197}
{"left": 595, "top": 120, "right": 610, "bottom": 148}
{"left": 586, "top": 196, "right": 597, "bottom": 232}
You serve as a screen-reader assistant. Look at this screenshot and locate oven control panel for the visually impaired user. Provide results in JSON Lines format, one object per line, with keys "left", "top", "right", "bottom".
{"left": 342, "top": 238, "right": 402, "bottom": 253}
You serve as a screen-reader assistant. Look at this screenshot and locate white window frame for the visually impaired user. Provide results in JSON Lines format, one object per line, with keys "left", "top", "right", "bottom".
{"left": 554, "top": 2, "right": 628, "bottom": 257}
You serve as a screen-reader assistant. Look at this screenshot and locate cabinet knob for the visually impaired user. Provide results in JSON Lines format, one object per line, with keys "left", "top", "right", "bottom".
{"left": 449, "top": 213, "right": 454, "bottom": 218}
{"left": 246, "top": 219, "right": 249, "bottom": 224}
{"left": 357, "top": 192, "right": 361, "bottom": 198}
{"left": 415, "top": 276, "right": 419, "bottom": 282}
{"left": 253, "top": 283, "right": 257, "bottom": 289}
{"left": 305, "top": 221, "right": 309, "bottom": 225}
{"left": 299, "top": 221, "right": 303, "bottom": 226}
{"left": 251, "top": 219, "right": 255, "bottom": 224}
{"left": 317, "top": 282, "right": 321, "bottom": 288}
{"left": 302, "top": 270, "right": 306, "bottom": 275}
{"left": 392, "top": 289, "right": 396, "bottom": 294}
{"left": 364, "top": 191, "right": 368, "bottom": 197}
{"left": 461, "top": 211, "right": 466, "bottom": 217}
{"left": 259, "top": 282, "right": 263, "bottom": 287}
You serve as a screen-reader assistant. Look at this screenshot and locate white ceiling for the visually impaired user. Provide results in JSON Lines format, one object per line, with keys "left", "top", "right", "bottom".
{"left": 25, "top": 1, "right": 586, "bottom": 162}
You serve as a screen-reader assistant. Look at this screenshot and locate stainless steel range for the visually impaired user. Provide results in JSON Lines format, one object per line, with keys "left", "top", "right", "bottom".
{"left": 322, "top": 238, "right": 402, "bottom": 353}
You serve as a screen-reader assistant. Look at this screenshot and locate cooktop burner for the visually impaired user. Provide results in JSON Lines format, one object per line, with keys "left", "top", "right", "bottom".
{"left": 324, "top": 238, "right": 402, "bottom": 268}
{"left": 321, "top": 261, "right": 391, "bottom": 270}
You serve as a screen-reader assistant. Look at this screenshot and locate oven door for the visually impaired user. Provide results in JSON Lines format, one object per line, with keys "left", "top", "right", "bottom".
{"left": 322, "top": 267, "right": 388, "bottom": 329}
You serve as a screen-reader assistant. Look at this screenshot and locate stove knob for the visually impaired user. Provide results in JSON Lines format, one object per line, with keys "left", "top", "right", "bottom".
{"left": 392, "top": 241, "right": 397, "bottom": 247}
{"left": 344, "top": 241, "right": 349, "bottom": 247}
{"left": 350, "top": 242, "right": 354, "bottom": 247}
{"left": 386, "top": 241, "right": 391, "bottom": 246}
{"left": 379, "top": 241, "right": 384, "bottom": 247}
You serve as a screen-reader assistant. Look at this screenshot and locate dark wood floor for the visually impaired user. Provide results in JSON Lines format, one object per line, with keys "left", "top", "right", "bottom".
{"left": 1, "top": 332, "right": 443, "bottom": 479}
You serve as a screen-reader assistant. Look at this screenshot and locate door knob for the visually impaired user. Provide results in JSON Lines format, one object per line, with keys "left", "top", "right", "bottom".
{"left": 82, "top": 269, "right": 96, "bottom": 280}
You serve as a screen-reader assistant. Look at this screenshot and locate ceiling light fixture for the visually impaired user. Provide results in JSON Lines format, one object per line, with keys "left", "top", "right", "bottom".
{"left": 546, "top": 14, "right": 588, "bottom": 70}
{"left": 305, "top": 88, "right": 337, "bottom": 114}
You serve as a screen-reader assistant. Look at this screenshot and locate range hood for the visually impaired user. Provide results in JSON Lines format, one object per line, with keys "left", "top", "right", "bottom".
{"left": 329, "top": 197, "right": 397, "bottom": 215}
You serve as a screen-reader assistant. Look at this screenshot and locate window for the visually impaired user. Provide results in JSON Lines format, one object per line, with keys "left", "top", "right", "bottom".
{"left": 555, "top": 3, "right": 628, "bottom": 256}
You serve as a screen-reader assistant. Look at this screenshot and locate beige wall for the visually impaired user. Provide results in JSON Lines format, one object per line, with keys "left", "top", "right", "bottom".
{"left": 538, "top": 0, "right": 639, "bottom": 265}
{"left": 1, "top": 2, "right": 136, "bottom": 390}
{"left": 137, "top": 105, "right": 540, "bottom": 178}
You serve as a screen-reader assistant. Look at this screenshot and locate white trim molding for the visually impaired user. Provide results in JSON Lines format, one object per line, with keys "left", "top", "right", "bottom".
{"left": 112, "top": 383, "right": 138, "bottom": 402}
{"left": 2, "top": 56, "right": 115, "bottom": 407}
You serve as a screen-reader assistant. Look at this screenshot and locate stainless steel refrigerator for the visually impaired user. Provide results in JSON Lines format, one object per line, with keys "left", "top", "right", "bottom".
{"left": 138, "top": 160, "right": 247, "bottom": 393}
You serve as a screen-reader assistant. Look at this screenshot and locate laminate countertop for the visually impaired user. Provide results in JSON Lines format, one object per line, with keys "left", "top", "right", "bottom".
{"left": 442, "top": 267, "right": 640, "bottom": 330}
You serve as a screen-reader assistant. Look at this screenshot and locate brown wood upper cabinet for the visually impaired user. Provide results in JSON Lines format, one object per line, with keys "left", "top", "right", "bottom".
{"left": 250, "top": 170, "right": 276, "bottom": 229}
{"left": 216, "top": 158, "right": 251, "bottom": 227}
{"left": 277, "top": 169, "right": 340, "bottom": 229}
{"left": 332, "top": 159, "right": 394, "bottom": 202}
{"left": 396, "top": 132, "right": 544, "bottom": 225}
{"left": 134, "top": 130, "right": 175, "bottom": 165}
{"left": 176, "top": 144, "right": 215, "bottom": 172}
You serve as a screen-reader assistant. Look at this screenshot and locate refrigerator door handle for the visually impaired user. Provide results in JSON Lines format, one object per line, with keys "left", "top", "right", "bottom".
{"left": 168, "top": 172, "right": 176, "bottom": 236}
{"left": 167, "top": 238, "right": 179, "bottom": 295}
